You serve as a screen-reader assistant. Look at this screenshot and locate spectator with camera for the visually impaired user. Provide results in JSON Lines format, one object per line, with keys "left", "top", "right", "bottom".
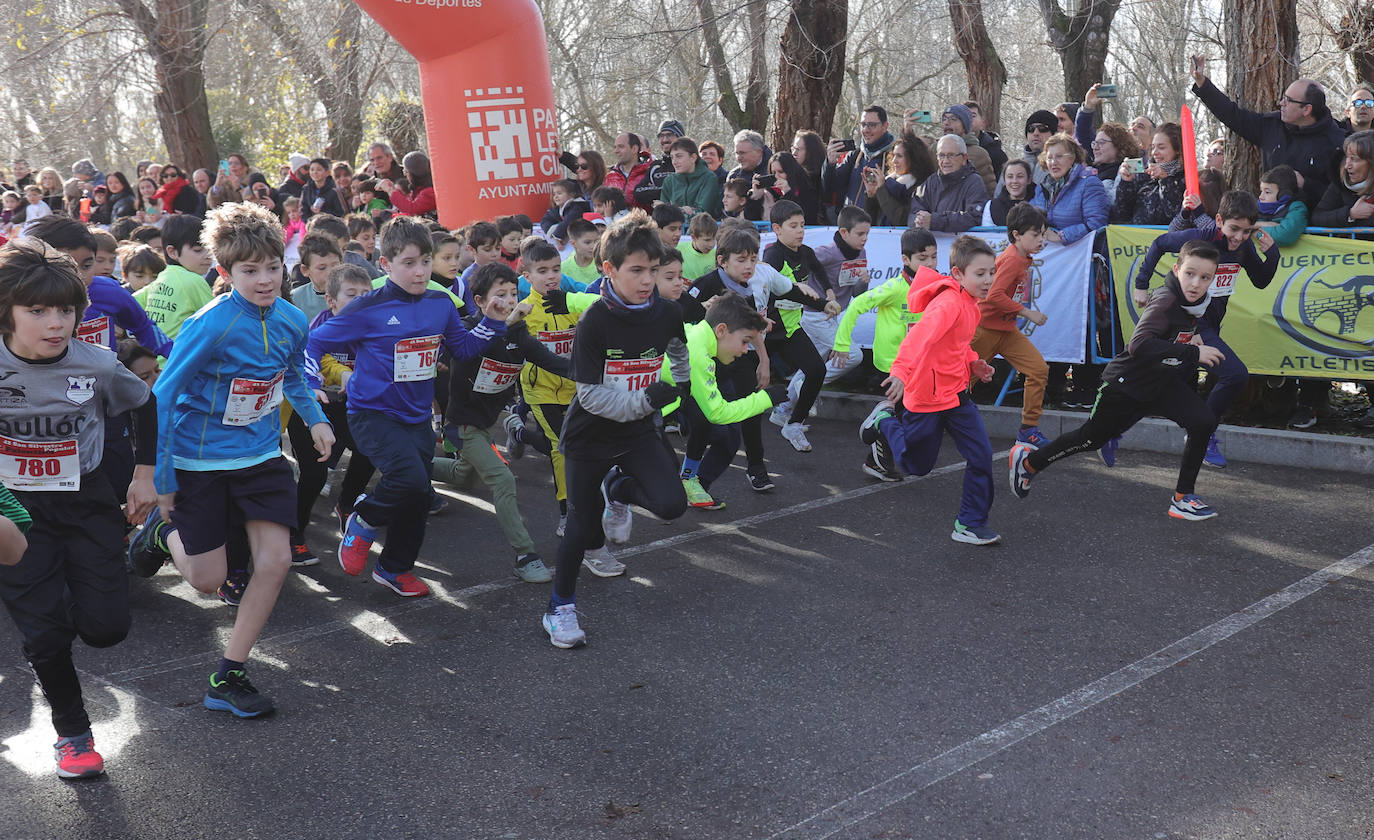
{"left": 863, "top": 130, "right": 938, "bottom": 226}
{"left": 823, "top": 105, "right": 896, "bottom": 217}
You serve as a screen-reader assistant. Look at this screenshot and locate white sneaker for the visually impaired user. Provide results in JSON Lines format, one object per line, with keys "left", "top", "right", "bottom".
{"left": 601, "top": 468, "right": 632, "bottom": 544}
{"left": 542, "top": 604, "right": 587, "bottom": 648}
{"left": 769, "top": 402, "right": 792, "bottom": 427}
{"left": 582, "top": 545, "right": 626, "bottom": 577}
{"left": 555, "top": 513, "right": 567, "bottom": 538}
{"left": 780, "top": 422, "right": 812, "bottom": 452}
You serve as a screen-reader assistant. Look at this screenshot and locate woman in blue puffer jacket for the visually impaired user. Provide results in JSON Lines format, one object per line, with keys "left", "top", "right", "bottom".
{"left": 1030, "top": 134, "right": 1109, "bottom": 244}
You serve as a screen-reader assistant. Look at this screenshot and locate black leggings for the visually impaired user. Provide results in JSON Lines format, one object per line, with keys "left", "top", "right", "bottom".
{"left": 718, "top": 350, "right": 766, "bottom": 468}
{"left": 766, "top": 329, "right": 825, "bottom": 424}
{"left": 287, "top": 404, "right": 375, "bottom": 535}
{"left": 552, "top": 433, "right": 688, "bottom": 601}
{"left": 1027, "top": 376, "right": 1217, "bottom": 495}
{"left": 680, "top": 394, "right": 741, "bottom": 490}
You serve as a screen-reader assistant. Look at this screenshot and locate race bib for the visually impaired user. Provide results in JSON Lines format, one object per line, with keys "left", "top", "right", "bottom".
{"left": 1175, "top": 330, "right": 1195, "bottom": 345}
{"left": 0, "top": 434, "right": 78, "bottom": 491}
{"left": 838, "top": 259, "right": 868, "bottom": 288}
{"left": 537, "top": 328, "right": 576, "bottom": 358}
{"left": 393, "top": 335, "right": 441, "bottom": 382}
{"left": 76, "top": 315, "right": 111, "bottom": 348}
{"left": 222, "top": 372, "right": 284, "bottom": 426}
{"left": 602, "top": 356, "right": 663, "bottom": 393}
{"left": 472, "top": 357, "right": 522, "bottom": 394}
{"left": 1210, "top": 263, "right": 1239, "bottom": 297}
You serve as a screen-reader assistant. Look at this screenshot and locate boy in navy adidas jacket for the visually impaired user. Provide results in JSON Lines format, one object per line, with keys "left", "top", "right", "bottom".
{"left": 306, "top": 216, "right": 510, "bottom": 597}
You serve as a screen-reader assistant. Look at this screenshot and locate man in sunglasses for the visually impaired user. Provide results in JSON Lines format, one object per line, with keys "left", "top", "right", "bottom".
{"left": 1189, "top": 54, "right": 1347, "bottom": 206}
{"left": 1020, "top": 110, "right": 1057, "bottom": 183}
{"left": 1344, "top": 87, "right": 1374, "bottom": 133}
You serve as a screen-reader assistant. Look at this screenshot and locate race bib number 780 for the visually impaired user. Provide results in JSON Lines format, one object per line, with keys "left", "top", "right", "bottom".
{"left": 0, "top": 434, "right": 79, "bottom": 491}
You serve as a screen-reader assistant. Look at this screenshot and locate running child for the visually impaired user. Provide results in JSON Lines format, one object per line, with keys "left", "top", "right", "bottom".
{"left": 761, "top": 200, "right": 840, "bottom": 452}
{"left": 135, "top": 214, "right": 213, "bottom": 339}
{"left": 431, "top": 263, "right": 570, "bottom": 583}
{"left": 858, "top": 235, "right": 1002, "bottom": 545}
{"left": 289, "top": 233, "right": 343, "bottom": 322}
{"left": 831, "top": 226, "right": 936, "bottom": 481}
{"left": 561, "top": 217, "right": 602, "bottom": 289}
{"left": 0, "top": 240, "right": 156, "bottom": 778}
{"left": 1130, "top": 190, "right": 1277, "bottom": 466}
{"left": 971, "top": 203, "right": 1053, "bottom": 450}
{"left": 452, "top": 220, "right": 501, "bottom": 312}
{"left": 127, "top": 201, "right": 334, "bottom": 718}
{"left": 542, "top": 211, "right": 690, "bottom": 649}
{"left": 306, "top": 215, "right": 509, "bottom": 597}
{"left": 795, "top": 204, "right": 871, "bottom": 399}
{"left": 1012, "top": 240, "right": 1226, "bottom": 521}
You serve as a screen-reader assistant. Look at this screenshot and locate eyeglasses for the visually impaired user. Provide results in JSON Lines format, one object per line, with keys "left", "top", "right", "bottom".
{"left": 1207, "top": 148, "right": 1224, "bottom": 157}
{"left": 858, "top": 121, "right": 882, "bottom": 129}
{"left": 1090, "top": 139, "right": 1110, "bottom": 147}
{"left": 1278, "top": 95, "right": 1310, "bottom": 108}
{"left": 1045, "top": 152, "right": 1075, "bottom": 162}
{"left": 936, "top": 152, "right": 966, "bottom": 160}
{"left": 1354, "top": 99, "right": 1374, "bottom": 108}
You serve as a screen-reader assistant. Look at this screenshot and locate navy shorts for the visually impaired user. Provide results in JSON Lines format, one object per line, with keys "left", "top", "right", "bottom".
{"left": 172, "top": 457, "right": 296, "bottom": 556}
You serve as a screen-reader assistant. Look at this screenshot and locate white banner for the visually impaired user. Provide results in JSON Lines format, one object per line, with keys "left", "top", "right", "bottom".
{"left": 764, "top": 227, "right": 1095, "bottom": 364}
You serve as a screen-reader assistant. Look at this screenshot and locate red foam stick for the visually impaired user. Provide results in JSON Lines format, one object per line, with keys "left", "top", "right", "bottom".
{"left": 1181, "top": 104, "right": 1200, "bottom": 199}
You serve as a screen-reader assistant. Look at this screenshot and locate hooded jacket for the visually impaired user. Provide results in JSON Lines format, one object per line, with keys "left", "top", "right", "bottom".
{"left": 1101, "top": 272, "right": 1208, "bottom": 402}
{"left": 661, "top": 159, "right": 723, "bottom": 218}
{"left": 1029, "top": 163, "right": 1109, "bottom": 244}
{"left": 1192, "top": 77, "right": 1349, "bottom": 206}
{"left": 908, "top": 162, "right": 989, "bottom": 232}
{"left": 888, "top": 271, "right": 981, "bottom": 413}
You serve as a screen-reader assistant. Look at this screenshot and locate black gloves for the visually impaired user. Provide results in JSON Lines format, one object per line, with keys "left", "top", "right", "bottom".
{"left": 645, "top": 381, "right": 679, "bottom": 409}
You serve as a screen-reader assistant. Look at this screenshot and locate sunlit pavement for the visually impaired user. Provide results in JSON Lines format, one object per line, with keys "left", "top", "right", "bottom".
{"left": 2, "top": 420, "right": 1373, "bottom": 839}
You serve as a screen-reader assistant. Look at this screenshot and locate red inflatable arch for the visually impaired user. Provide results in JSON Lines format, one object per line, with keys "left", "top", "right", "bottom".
{"left": 354, "top": 0, "right": 560, "bottom": 226}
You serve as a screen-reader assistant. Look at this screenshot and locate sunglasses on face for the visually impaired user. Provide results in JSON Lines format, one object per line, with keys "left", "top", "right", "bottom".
{"left": 1354, "top": 99, "right": 1374, "bottom": 108}
{"left": 162, "top": 172, "right": 179, "bottom": 179}
{"left": 1029, "top": 126, "right": 1053, "bottom": 134}
{"left": 577, "top": 163, "right": 591, "bottom": 170}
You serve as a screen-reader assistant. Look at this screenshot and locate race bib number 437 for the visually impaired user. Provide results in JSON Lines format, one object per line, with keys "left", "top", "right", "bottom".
{"left": 0, "top": 434, "right": 79, "bottom": 491}
{"left": 603, "top": 356, "right": 663, "bottom": 393}
{"left": 394, "top": 335, "right": 441, "bottom": 382}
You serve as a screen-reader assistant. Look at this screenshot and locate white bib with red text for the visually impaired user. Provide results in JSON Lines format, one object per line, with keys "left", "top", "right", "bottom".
{"left": 1210, "top": 263, "right": 1239, "bottom": 297}
{"left": 393, "top": 335, "right": 441, "bottom": 382}
{"left": 0, "top": 434, "right": 79, "bottom": 491}
{"left": 76, "top": 316, "right": 112, "bottom": 348}
{"left": 223, "top": 372, "right": 284, "bottom": 426}
{"left": 472, "top": 358, "right": 522, "bottom": 394}
{"left": 602, "top": 356, "right": 663, "bottom": 393}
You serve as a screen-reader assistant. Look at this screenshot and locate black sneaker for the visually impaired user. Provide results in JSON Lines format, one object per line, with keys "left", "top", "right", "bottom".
{"left": 204, "top": 670, "right": 276, "bottom": 718}
{"left": 1288, "top": 407, "right": 1317, "bottom": 430}
{"left": 217, "top": 568, "right": 249, "bottom": 607}
{"left": 747, "top": 465, "right": 774, "bottom": 492}
{"left": 1064, "top": 388, "right": 1092, "bottom": 410}
{"left": 862, "top": 445, "right": 902, "bottom": 482}
{"left": 127, "top": 507, "right": 171, "bottom": 578}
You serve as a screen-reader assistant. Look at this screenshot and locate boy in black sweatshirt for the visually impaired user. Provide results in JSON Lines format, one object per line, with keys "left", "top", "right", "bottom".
{"left": 431, "top": 264, "right": 570, "bottom": 583}
{"left": 1011, "top": 240, "right": 1226, "bottom": 521}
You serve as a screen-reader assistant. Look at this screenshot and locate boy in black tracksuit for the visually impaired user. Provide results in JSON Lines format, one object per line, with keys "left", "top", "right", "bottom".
{"left": 542, "top": 212, "right": 691, "bottom": 649}
{"left": 1011, "top": 240, "right": 1227, "bottom": 522}
{"left": 431, "top": 264, "right": 570, "bottom": 583}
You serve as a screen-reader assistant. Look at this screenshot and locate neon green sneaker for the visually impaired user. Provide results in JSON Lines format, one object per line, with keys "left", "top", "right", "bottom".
{"left": 683, "top": 476, "right": 724, "bottom": 510}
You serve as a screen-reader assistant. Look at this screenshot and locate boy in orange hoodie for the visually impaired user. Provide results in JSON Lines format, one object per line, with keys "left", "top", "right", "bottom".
{"left": 859, "top": 235, "right": 1001, "bottom": 545}
{"left": 972, "top": 203, "right": 1052, "bottom": 450}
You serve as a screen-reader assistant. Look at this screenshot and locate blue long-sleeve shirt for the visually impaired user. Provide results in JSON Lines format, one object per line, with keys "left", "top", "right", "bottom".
{"left": 152, "top": 290, "right": 326, "bottom": 494}
{"left": 305, "top": 279, "right": 506, "bottom": 424}
{"left": 80, "top": 275, "right": 173, "bottom": 356}
{"left": 1132, "top": 219, "right": 1279, "bottom": 327}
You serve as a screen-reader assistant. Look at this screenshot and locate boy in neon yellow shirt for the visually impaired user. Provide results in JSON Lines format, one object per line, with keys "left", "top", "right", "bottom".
{"left": 560, "top": 218, "right": 602, "bottom": 288}
{"left": 136, "top": 215, "right": 214, "bottom": 340}
{"left": 676, "top": 213, "right": 717, "bottom": 282}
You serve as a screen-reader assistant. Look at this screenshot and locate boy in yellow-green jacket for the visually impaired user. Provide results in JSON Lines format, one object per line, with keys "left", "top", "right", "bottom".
{"left": 831, "top": 226, "right": 939, "bottom": 481}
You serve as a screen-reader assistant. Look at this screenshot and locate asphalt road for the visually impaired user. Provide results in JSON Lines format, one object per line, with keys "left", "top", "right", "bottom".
{"left": 2, "top": 418, "right": 1372, "bottom": 840}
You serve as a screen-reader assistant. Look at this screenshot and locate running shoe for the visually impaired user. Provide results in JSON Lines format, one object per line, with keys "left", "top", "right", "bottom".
{"left": 338, "top": 511, "right": 377, "bottom": 576}
{"left": 950, "top": 520, "right": 1001, "bottom": 545}
{"left": 780, "top": 422, "right": 812, "bottom": 452}
{"left": 1099, "top": 435, "right": 1121, "bottom": 468}
{"left": 54, "top": 732, "right": 104, "bottom": 779}
{"left": 862, "top": 444, "right": 902, "bottom": 482}
{"left": 1203, "top": 433, "right": 1227, "bottom": 468}
{"left": 429, "top": 493, "right": 448, "bottom": 515}
{"left": 859, "top": 399, "right": 895, "bottom": 445}
{"left": 1015, "top": 426, "right": 1051, "bottom": 450}
{"left": 769, "top": 402, "right": 792, "bottom": 427}
{"left": 514, "top": 553, "right": 552, "bottom": 583}
{"left": 1288, "top": 407, "right": 1317, "bottom": 430}
{"left": 217, "top": 569, "right": 248, "bottom": 607}
{"left": 372, "top": 567, "right": 430, "bottom": 597}
{"left": 747, "top": 464, "right": 774, "bottom": 492}
{"left": 204, "top": 669, "right": 276, "bottom": 718}
{"left": 1009, "top": 444, "right": 1034, "bottom": 499}
{"left": 600, "top": 468, "right": 632, "bottom": 544}
{"left": 682, "top": 476, "right": 721, "bottom": 509}
{"left": 582, "top": 545, "right": 626, "bottom": 577}
{"left": 290, "top": 542, "right": 319, "bottom": 568}
{"left": 333, "top": 502, "right": 350, "bottom": 535}
{"left": 127, "top": 507, "right": 171, "bottom": 578}
{"left": 555, "top": 513, "right": 567, "bottom": 538}
{"left": 1064, "top": 388, "right": 1092, "bottom": 409}
{"left": 1168, "top": 493, "right": 1218, "bottom": 521}
{"left": 503, "top": 413, "right": 526, "bottom": 460}
{"left": 543, "top": 604, "right": 587, "bottom": 649}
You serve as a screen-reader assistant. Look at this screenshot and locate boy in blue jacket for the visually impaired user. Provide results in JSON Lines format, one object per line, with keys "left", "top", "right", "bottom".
{"left": 127, "top": 202, "right": 335, "bottom": 719}
{"left": 306, "top": 216, "right": 510, "bottom": 597}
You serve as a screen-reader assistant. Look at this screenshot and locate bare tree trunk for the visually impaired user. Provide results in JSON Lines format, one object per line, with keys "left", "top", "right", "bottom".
{"left": 1334, "top": 3, "right": 1374, "bottom": 87}
{"left": 771, "top": 0, "right": 848, "bottom": 149}
{"left": 1038, "top": 0, "right": 1123, "bottom": 105}
{"left": 948, "top": 0, "right": 1007, "bottom": 133}
{"left": 696, "top": 0, "right": 769, "bottom": 133}
{"left": 116, "top": 0, "right": 218, "bottom": 171}
{"left": 1223, "top": 0, "right": 1299, "bottom": 190}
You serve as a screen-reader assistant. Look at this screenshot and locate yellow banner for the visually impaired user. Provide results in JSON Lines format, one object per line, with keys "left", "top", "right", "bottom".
{"left": 1106, "top": 225, "right": 1374, "bottom": 379}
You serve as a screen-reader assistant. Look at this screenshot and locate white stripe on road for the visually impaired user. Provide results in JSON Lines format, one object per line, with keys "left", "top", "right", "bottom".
{"left": 767, "top": 543, "right": 1374, "bottom": 840}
